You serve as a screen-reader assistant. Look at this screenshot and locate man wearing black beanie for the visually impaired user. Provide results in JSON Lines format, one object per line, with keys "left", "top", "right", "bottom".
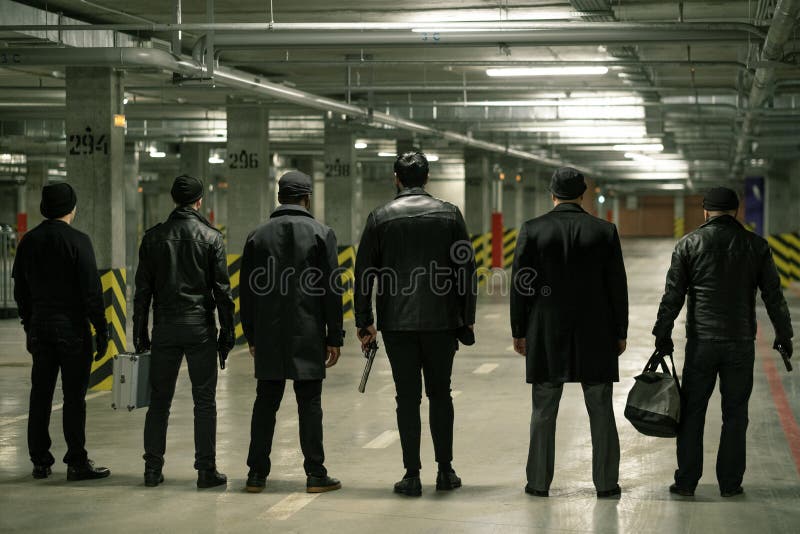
{"left": 653, "top": 186, "right": 793, "bottom": 498}
{"left": 12, "top": 182, "right": 111, "bottom": 481}
{"left": 133, "top": 174, "right": 236, "bottom": 488}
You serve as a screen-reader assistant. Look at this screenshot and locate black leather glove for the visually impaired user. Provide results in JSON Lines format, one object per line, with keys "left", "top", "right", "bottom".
{"left": 655, "top": 335, "right": 674, "bottom": 355}
{"left": 94, "top": 330, "right": 109, "bottom": 362}
{"left": 774, "top": 338, "right": 793, "bottom": 359}
{"left": 134, "top": 330, "right": 151, "bottom": 354}
{"left": 217, "top": 329, "right": 235, "bottom": 369}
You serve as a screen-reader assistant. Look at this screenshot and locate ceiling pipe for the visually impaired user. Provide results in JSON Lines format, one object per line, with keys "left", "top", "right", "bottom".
{"left": 731, "top": 0, "right": 800, "bottom": 176}
{"left": 6, "top": 47, "right": 582, "bottom": 171}
{"left": 190, "top": 27, "right": 764, "bottom": 61}
{"left": 0, "top": 20, "right": 767, "bottom": 35}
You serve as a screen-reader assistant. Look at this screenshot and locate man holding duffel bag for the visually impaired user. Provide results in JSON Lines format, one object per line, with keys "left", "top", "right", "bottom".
{"left": 653, "top": 187, "right": 793, "bottom": 498}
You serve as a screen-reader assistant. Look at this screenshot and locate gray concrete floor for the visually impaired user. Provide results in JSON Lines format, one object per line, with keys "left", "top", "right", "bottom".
{"left": 1, "top": 239, "right": 799, "bottom": 533}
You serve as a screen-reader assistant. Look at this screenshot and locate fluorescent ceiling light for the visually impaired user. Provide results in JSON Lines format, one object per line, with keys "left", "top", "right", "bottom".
{"left": 208, "top": 155, "right": 224, "bottom": 164}
{"left": 613, "top": 144, "right": 664, "bottom": 152}
{"left": 598, "top": 195, "right": 606, "bottom": 204}
{"left": 354, "top": 141, "right": 368, "bottom": 149}
{"left": 411, "top": 10, "right": 575, "bottom": 23}
{"left": 657, "top": 184, "right": 686, "bottom": 190}
{"left": 486, "top": 66, "right": 608, "bottom": 77}
{"left": 427, "top": 154, "right": 440, "bottom": 162}
{"left": 149, "top": 151, "right": 166, "bottom": 158}
{"left": 378, "top": 152, "right": 396, "bottom": 157}
{"left": 624, "top": 152, "right": 654, "bottom": 163}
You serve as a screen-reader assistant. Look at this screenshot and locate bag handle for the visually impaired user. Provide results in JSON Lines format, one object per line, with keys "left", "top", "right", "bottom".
{"left": 644, "top": 349, "right": 682, "bottom": 394}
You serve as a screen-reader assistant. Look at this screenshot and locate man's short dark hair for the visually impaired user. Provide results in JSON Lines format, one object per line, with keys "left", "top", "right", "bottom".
{"left": 278, "top": 193, "right": 309, "bottom": 206}
{"left": 394, "top": 152, "right": 429, "bottom": 188}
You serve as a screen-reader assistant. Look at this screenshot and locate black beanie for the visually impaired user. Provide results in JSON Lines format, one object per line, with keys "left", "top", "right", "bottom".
{"left": 703, "top": 187, "right": 739, "bottom": 211}
{"left": 171, "top": 174, "right": 204, "bottom": 205}
{"left": 550, "top": 167, "right": 588, "bottom": 200}
{"left": 40, "top": 183, "right": 77, "bottom": 219}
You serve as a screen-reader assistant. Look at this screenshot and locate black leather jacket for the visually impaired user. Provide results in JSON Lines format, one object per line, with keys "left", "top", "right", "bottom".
{"left": 133, "top": 207, "right": 235, "bottom": 335}
{"left": 653, "top": 215, "right": 793, "bottom": 342}
{"left": 354, "top": 187, "right": 477, "bottom": 332}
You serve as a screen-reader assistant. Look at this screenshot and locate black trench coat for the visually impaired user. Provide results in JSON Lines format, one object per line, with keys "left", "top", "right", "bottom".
{"left": 510, "top": 203, "right": 628, "bottom": 384}
{"left": 240, "top": 205, "right": 344, "bottom": 381}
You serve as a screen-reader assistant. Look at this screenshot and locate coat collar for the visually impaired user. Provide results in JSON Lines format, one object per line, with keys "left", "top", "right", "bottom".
{"left": 169, "top": 206, "right": 215, "bottom": 228}
{"left": 270, "top": 204, "right": 315, "bottom": 219}
{"left": 699, "top": 213, "right": 743, "bottom": 229}
{"left": 395, "top": 186, "right": 431, "bottom": 199}
{"left": 552, "top": 202, "right": 586, "bottom": 214}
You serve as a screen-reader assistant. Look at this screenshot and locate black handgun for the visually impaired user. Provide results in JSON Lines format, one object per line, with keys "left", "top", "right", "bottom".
{"left": 358, "top": 329, "right": 379, "bottom": 393}
{"left": 777, "top": 344, "right": 793, "bottom": 372}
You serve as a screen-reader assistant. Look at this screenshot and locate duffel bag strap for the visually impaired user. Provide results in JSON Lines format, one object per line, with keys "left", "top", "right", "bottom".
{"left": 665, "top": 352, "right": 682, "bottom": 394}
{"left": 644, "top": 350, "right": 670, "bottom": 374}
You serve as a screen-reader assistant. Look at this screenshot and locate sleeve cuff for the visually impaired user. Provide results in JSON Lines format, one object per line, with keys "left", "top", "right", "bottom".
{"left": 326, "top": 330, "right": 345, "bottom": 347}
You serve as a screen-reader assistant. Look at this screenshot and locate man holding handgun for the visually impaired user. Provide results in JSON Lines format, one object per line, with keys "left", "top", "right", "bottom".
{"left": 653, "top": 187, "right": 793, "bottom": 498}
{"left": 355, "top": 152, "right": 477, "bottom": 497}
{"left": 133, "top": 175, "right": 235, "bottom": 489}
{"left": 240, "top": 171, "right": 343, "bottom": 494}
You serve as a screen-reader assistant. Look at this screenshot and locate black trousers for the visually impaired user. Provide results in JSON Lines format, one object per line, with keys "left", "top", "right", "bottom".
{"left": 675, "top": 339, "right": 754, "bottom": 492}
{"left": 382, "top": 330, "right": 458, "bottom": 471}
{"left": 247, "top": 379, "right": 327, "bottom": 477}
{"left": 143, "top": 324, "right": 218, "bottom": 471}
{"left": 527, "top": 382, "right": 620, "bottom": 492}
{"left": 27, "top": 321, "right": 93, "bottom": 467}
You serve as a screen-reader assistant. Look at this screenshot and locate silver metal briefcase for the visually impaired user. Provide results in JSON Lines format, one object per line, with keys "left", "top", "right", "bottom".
{"left": 111, "top": 352, "right": 151, "bottom": 411}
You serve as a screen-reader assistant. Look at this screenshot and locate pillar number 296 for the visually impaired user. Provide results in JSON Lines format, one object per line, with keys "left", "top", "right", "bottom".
{"left": 228, "top": 150, "right": 259, "bottom": 169}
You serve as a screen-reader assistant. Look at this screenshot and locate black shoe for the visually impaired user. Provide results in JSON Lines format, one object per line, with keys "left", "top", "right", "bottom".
{"left": 597, "top": 485, "right": 622, "bottom": 498}
{"left": 394, "top": 476, "right": 422, "bottom": 497}
{"left": 32, "top": 465, "right": 52, "bottom": 479}
{"left": 524, "top": 485, "right": 549, "bottom": 497}
{"left": 144, "top": 469, "right": 164, "bottom": 487}
{"left": 197, "top": 469, "right": 227, "bottom": 489}
{"left": 245, "top": 471, "right": 267, "bottom": 493}
{"left": 306, "top": 475, "right": 341, "bottom": 493}
{"left": 67, "top": 460, "right": 110, "bottom": 481}
{"left": 436, "top": 470, "right": 462, "bottom": 491}
{"left": 721, "top": 486, "right": 744, "bottom": 498}
{"left": 669, "top": 484, "right": 695, "bottom": 497}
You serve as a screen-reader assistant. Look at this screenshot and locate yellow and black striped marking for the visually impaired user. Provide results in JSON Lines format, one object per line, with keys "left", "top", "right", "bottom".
{"left": 227, "top": 254, "right": 246, "bottom": 344}
{"left": 89, "top": 268, "right": 126, "bottom": 391}
{"left": 503, "top": 228, "right": 519, "bottom": 268}
{"left": 471, "top": 232, "right": 492, "bottom": 285}
{"left": 338, "top": 246, "right": 356, "bottom": 320}
{"left": 674, "top": 217, "right": 685, "bottom": 239}
{"left": 768, "top": 232, "right": 800, "bottom": 288}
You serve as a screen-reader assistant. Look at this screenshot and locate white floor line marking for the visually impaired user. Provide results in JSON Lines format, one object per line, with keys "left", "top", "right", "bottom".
{"left": 0, "top": 391, "right": 109, "bottom": 427}
{"left": 483, "top": 313, "right": 501, "bottom": 319}
{"left": 505, "top": 345, "right": 515, "bottom": 352}
{"left": 261, "top": 493, "right": 319, "bottom": 521}
{"left": 451, "top": 390, "right": 463, "bottom": 399}
{"left": 377, "top": 370, "right": 392, "bottom": 376}
{"left": 473, "top": 363, "right": 499, "bottom": 375}
{"left": 363, "top": 430, "right": 400, "bottom": 449}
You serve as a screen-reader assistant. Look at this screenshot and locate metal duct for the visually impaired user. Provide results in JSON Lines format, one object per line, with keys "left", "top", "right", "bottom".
{"left": 190, "top": 25, "right": 764, "bottom": 61}
{"left": 5, "top": 47, "right": 579, "bottom": 171}
{"left": 731, "top": 0, "right": 800, "bottom": 176}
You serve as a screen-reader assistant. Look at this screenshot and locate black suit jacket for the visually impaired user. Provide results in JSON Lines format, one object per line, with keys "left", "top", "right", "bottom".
{"left": 510, "top": 203, "right": 628, "bottom": 384}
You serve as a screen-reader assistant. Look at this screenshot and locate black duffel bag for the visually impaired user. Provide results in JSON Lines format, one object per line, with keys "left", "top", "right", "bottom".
{"left": 624, "top": 350, "right": 682, "bottom": 438}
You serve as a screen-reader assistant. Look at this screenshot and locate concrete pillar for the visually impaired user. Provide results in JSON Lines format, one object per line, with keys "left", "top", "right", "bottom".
{"left": 514, "top": 177, "right": 525, "bottom": 228}
{"left": 180, "top": 143, "right": 208, "bottom": 180}
{"left": 65, "top": 66, "right": 125, "bottom": 270}
{"left": 533, "top": 169, "right": 553, "bottom": 217}
{"left": 24, "top": 160, "right": 48, "bottom": 231}
{"left": 464, "top": 149, "right": 491, "bottom": 235}
{"left": 673, "top": 193, "right": 685, "bottom": 238}
{"left": 226, "top": 104, "right": 271, "bottom": 252}
{"left": 612, "top": 195, "right": 621, "bottom": 229}
{"left": 324, "top": 121, "right": 362, "bottom": 245}
{"left": 124, "top": 144, "right": 140, "bottom": 275}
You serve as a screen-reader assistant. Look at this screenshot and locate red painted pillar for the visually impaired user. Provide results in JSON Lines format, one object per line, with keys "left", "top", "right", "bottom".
{"left": 491, "top": 212, "right": 503, "bottom": 268}
{"left": 16, "top": 212, "right": 27, "bottom": 238}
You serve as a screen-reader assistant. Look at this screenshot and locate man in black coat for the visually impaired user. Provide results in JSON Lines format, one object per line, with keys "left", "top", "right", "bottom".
{"left": 133, "top": 175, "right": 235, "bottom": 489}
{"left": 510, "top": 167, "right": 628, "bottom": 498}
{"left": 355, "top": 152, "right": 477, "bottom": 497}
{"left": 12, "top": 183, "right": 111, "bottom": 481}
{"left": 653, "top": 187, "right": 793, "bottom": 498}
{"left": 240, "top": 170, "right": 343, "bottom": 494}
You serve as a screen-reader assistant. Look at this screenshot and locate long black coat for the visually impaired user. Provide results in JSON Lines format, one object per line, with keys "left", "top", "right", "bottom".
{"left": 510, "top": 203, "right": 628, "bottom": 384}
{"left": 240, "top": 205, "right": 344, "bottom": 381}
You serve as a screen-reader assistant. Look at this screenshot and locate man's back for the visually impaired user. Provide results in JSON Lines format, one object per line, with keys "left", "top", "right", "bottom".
{"left": 13, "top": 220, "right": 104, "bottom": 327}
{"left": 355, "top": 187, "right": 476, "bottom": 332}
{"left": 135, "top": 206, "right": 230, "bottom": 324}
{"left": 654, "top": 215, "right": 791, "bottom": 341}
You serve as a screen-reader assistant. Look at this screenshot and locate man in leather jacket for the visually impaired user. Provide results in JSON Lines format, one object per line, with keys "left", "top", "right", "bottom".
{"left": 133, "top": 174, "right": 235, "bottom": 489}
{"left": 355, "top": 152, "right": 477, "bottom": 497}
{"left": 653, "top": 187, "right": 793, "bottom": 498}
